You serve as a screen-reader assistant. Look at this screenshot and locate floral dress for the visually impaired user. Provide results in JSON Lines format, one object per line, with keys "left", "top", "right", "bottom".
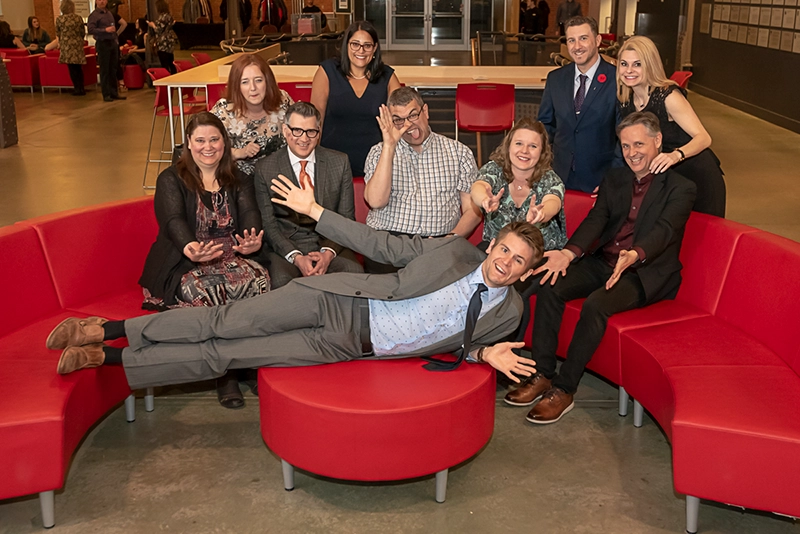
{"left": 210, "top": 91, "right": 293, "bottom": 175}
{"left": 176, "top": 190, "right": 270, "bottom": 306}
{"left": 477, "top": 160, "right": 568, "bottom": 251}
{"left": 55, "top": 14, "right": 86, "bottom": 65}
{"left": 153, "top": 12, "right": 177, "bottom": 53}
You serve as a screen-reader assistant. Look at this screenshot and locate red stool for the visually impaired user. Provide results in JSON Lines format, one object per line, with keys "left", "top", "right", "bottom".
{"left": 259, "top": 358, "right": 495, "bottom": 502}
{"left": 123, "top": 64, "right": 144, "bottom": 90}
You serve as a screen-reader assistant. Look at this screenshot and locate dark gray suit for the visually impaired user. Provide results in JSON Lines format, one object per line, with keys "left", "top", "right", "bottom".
{"left": 253, "top": 146, "right": 363, "bottom": 288}
{"left": 121, "top": 211, "right": 524, "bottom": 389}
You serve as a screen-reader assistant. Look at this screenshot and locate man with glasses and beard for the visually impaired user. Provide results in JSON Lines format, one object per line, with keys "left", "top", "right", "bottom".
{"left": 254, "top": 102, "right": 363, "bottom": 288}
{"left": 362, "top": 87, "right": 482, "bottom": 273}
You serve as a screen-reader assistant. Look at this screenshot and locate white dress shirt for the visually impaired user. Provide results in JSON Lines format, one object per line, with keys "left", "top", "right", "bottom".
{"left": 284, "top": 150, "right": 336, "bottom": 261}
{"left": 573, "top": 55, "right": 602, "bottom": 100}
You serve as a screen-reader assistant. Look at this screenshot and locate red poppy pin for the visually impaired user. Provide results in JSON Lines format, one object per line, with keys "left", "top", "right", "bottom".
{"left": 597, "top": 74, "right": 607, "bottom": 83}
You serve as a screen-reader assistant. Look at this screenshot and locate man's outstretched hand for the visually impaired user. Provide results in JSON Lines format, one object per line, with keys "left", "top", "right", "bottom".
{"left": 271, "top": 174, "right": 324, "bottom": 221}
{"left": 481, "top": 341, "right": 537, "bottom": 383}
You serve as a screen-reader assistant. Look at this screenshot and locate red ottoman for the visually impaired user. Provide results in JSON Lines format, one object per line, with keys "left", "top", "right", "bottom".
{"left": 123, "top": 64, "right": 144, "bottom": 90}
{"left": 259, "top": 358, "right": 496, "bottom": 502}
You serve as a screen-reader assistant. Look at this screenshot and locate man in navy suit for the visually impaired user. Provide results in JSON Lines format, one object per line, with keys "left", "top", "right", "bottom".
{"left": 538, "top": 16, "right": 621, "bottom": 193}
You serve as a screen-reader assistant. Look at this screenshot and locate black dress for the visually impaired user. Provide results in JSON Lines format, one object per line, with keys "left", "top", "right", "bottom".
{"left": 319, "top": 58, "right": 394, "bottom": 177}
{"left": 620, "top": 85, "right": 726, "bottom": 217}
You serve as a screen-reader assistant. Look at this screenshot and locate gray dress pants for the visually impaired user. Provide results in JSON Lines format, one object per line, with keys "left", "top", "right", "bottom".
{"left": 122, "top": 282, "right": 363, "bottom": 389}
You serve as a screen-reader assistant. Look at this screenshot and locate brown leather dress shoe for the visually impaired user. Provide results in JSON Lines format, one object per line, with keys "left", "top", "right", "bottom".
{"left": 504, "top": 373, "right": 552, "bottom": 406}
{"left": 57, "top": 343, "right": 106, "bottom": 374}
{"left": 46, "top": 317, "right": 107, "bottom": 350}
{"left": 526, "top": 388, "right": 575, "bottom": 424}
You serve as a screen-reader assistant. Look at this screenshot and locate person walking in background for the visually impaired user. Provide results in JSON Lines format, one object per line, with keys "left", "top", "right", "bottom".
{"left": 88, "top": 0, "right": 126, "bottom": 102}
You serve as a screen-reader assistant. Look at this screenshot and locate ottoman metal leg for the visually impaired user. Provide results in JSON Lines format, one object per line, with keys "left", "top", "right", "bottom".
{"left": 124, "top": 394, "right": 135, "bottom": 422}
{"left": 39, "top": 490, "right": 55, "bottom": 528}
{"left": 145, "top": 387, "right": 155, "bottom": 412}
{"left": 686, "top": 495, "right": 700, "bottom": 533}
{"left": 435, "top": 469, "right": 448, "bottom": 503}
{"left": 618, "top": 386, "right": 629, "bottom": 416}
{"left": 282, "top": 460, "right": 294, "bottom": 491}
{"left": 633, "top": 399, "right": 644, "bottom": 428}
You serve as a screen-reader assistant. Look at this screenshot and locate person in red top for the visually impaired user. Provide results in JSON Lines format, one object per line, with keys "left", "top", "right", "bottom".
{"left": 505, "top": 111, "right": 697, "bottom": 424}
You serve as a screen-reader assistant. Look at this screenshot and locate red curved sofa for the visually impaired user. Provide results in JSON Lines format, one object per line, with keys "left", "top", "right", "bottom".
{"left": 2, "top": 189, "right": 799, "bottom": 532}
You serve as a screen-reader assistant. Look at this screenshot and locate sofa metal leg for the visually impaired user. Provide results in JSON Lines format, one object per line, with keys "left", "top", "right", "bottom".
{"left": 633, "top": 399, "right": 643, "bottom": 428}
{"left": 145, "top": 388, "right": 155, "bottom": 412}
{"left": 435, "top": 469, "right": 448, "bottom": 503}
{"left": 619, "top": 386, "right": 629, "bottom": 416}
{"left": 124, "top": 394, "right": 135, "bottom": 423}
{"left": 686, "top": 495, "right": 700, "bottom": 533}
{"left": 39, "top": 490, "right": 55, "bottom": 529}
{"left": 282, "top": 460, "right": 294, "bottom": 491}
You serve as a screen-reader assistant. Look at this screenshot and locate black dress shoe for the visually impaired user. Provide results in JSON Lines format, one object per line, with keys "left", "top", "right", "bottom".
{"left": 103, "top": 96, "right": 113, "bottom": 102}
{"left": 110, "top": 95, "right": 127, "bottom": 100}
{"left": 217, "top": 371, "right": 244, "bottom": 409}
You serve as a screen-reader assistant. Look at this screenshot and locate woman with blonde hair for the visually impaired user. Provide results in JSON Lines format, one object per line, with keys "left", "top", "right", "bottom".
{"left": 617, "top": 35, "right": 726, "bottom": 217}
{"left": 470, "top": 117, "right": 566, "bottom": 251}
{"left": 210, "top": 53, "right": 293, "bottom": 175}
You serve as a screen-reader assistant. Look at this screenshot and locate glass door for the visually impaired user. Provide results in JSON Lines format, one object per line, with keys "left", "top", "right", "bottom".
{"left": 387, "top": 0, "right": 468, "bottom": 50}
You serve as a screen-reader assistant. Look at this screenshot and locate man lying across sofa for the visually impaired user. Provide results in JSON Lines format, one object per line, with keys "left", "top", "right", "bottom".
{"left": 506, "top": 111, "right": 697, "bottom": 425}
{"left": 47, "top": 177, "right": 544, "bottom": 387}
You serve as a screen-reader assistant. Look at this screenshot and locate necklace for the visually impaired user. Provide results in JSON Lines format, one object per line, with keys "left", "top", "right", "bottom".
{"left": 349, "top": 72, "right": 367, "bottom": 80}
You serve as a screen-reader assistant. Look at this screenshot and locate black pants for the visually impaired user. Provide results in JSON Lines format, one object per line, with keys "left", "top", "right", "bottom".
{"left": 67, "top": 63, "right": 84, "bottom": 94}
{"left": 531, "top": 255, "right": 646, "bottom": 393}
{"left": 158, "top": 51, "right": 176, "bottom": 74}
{"left": 95, "top": 40, "right": 120, "bottom": 98}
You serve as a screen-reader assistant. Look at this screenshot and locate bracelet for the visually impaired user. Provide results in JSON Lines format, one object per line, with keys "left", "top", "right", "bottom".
{"left": 676, "top": 148, "right": 686, "bottom": 162}
{"left": 476, "top": 347, "right": 486, "bottom": 363}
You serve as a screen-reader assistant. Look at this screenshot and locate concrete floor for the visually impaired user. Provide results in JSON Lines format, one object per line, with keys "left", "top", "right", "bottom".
{"left": 1, "top": 52, "right": 799, "bottom": 532}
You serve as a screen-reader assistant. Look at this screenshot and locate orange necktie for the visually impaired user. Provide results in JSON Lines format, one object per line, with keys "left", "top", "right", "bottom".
{"left": 299, "top": 160, "right": 312, "bottom": 189}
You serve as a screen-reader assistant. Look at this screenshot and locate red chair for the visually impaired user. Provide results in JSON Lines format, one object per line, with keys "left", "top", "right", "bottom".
{"left": 2, "top": 50, "right": 40, "bottom": 92}
{"left": 123, "top": 64, "right": 144, "bottom": 90}
{"left": 205, "top": 82, "right": 227, "bottom": 111}
{"left": 455, "top": 83, "right": 515, "bottom": 165}
{"left": 173, "top": 59, "right": 206, "bottom": 106}
{"left": 670, "top": 70, "right": 693, "bottom": 89}
{"left": 143, "top": 68, "right": 202, "bottom": 189}
{"left": 277, "top": 81, "right": 313, "bottom": 102}
{"left": 191, "top": 52, "right": 212, "bottom": 65}
{"left": 38, "top": 51, "right": 97, "bottom": 93}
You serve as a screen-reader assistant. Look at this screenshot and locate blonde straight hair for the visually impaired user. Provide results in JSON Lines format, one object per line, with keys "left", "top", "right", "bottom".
{"left": 616, "top": 36, "right": 677, "bottom": 104}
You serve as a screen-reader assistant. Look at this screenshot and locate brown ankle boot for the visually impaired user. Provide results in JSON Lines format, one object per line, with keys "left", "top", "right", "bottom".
{"left": 57, "top": 343, "right": 106, "bottom": 374}
{"left": 46, "top": 317, "right": 107, "bottom": 350}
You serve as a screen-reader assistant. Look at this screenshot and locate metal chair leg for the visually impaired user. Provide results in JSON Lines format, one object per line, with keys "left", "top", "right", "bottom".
{"left": 142, "top": 109, "right": 158, "bottom": 189}
{"left": 686, "top": 495, "right": 700, "bottom": 533}
{"left": 282, "top": 460, "right": 295, "bottom": 491}
{"left": 145, "top": 387, "right": 155, "bottom": 412}
{"left": 124, "top": 394, "right": 135, "bottom": 422}
{"left": 633, "top": 399, "right": 643, "bottom": 427}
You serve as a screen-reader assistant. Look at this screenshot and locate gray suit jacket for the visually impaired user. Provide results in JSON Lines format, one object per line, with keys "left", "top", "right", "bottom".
{"left": 254, "top": 146, "right": 355, "bottom": 257}
{"left": 294, "top": 210, "right": 525, "bottom": 357}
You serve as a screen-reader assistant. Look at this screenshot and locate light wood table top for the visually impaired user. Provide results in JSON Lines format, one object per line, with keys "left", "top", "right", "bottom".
{"left": 154, "top": 54, "right": 555, "bottom": 90}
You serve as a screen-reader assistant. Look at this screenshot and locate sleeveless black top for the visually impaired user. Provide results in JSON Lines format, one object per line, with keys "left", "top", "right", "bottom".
{"left": 620, "top": 85, "right": 693, "bottom": 152}
{"left": 319, "top": 58, "right": 394, "bottom": 177}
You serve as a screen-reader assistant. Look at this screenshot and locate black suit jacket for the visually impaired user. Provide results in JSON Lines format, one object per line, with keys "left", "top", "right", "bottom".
{"left": 567, "top": 167, "right": 697, "bottom": 303}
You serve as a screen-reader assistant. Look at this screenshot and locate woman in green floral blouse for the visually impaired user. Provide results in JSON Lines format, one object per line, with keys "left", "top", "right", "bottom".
{"left": 470, "top": 117, "right": 567, "bottom": 252}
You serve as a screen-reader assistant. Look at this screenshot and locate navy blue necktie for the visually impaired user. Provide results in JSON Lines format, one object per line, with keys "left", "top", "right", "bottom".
{"left": 574, "top": 74, "right": 588, "bottom": 114}
{"left": 423, "top": 283, "right": 488, "bottom": 372}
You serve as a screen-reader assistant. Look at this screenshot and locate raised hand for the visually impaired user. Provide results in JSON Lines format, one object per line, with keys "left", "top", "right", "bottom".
{"left": 606, "top": 249, "right": 639, "bottom": 290}
{"left": 232, "top": 228, "right": 263, "bottom": 255}
{"left": 376, "top": 104, "right": 410, "bottom": 147}
{"left": 481, "top": 187, "right": 504, "bottom": 213}
{"left": 534, "top": 249, "right": 572, "bottom": 286}
{"left": 184, "top": 241, "right": 224, "bottom": 263}
{"left": 526, "top": 194, "right": 546, "bottom": 224}
{"left": 481, "top": 341, "right": 537, "bottom": 383}
{"left": 271, "top": 174, "right": 322, "bottom": 220}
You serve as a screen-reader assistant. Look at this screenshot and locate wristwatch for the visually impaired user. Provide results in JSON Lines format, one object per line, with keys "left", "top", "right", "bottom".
{"left": 287, "top": 251, "right": 301, "bottom": 264}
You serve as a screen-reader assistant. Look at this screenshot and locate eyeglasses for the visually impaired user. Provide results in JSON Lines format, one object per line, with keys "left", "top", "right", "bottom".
{"left": 349, "top": 40, "right": 376, "bottom": 52}
{"left": 287, "top": 127, "right": 320, "bottom": 139}
{"left": 391, "top": 109, "right": 423, "bottom": 128}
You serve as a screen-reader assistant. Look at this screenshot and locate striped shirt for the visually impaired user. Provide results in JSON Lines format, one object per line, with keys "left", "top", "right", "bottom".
{"left": 363, "top": 132, "right": 478, "bottom": 236}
